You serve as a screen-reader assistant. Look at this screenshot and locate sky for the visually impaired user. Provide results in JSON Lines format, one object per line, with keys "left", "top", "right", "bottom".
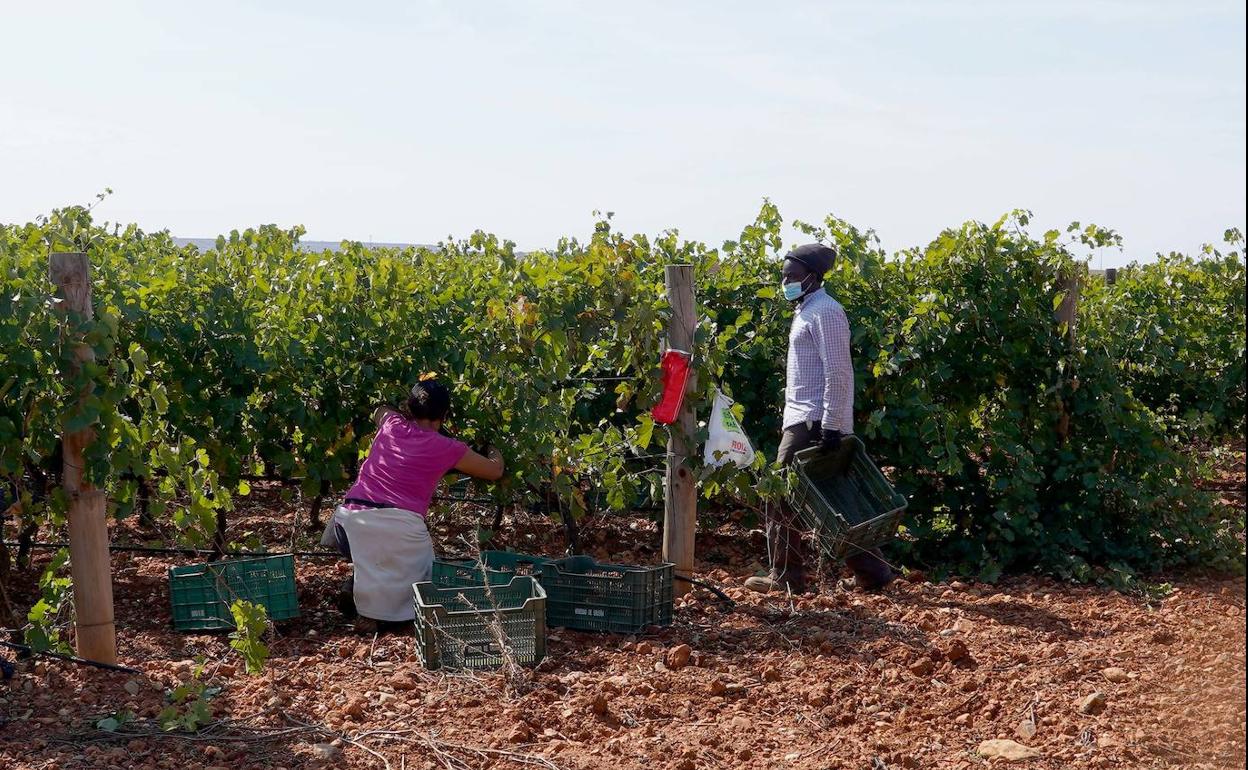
{"left": 1, "top": 0, "right": 1244, "bottom": 267}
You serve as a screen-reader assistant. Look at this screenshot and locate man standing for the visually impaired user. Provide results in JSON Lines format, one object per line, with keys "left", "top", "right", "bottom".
{"left": 745, "top": 243, "right": 894, "bottom": 594}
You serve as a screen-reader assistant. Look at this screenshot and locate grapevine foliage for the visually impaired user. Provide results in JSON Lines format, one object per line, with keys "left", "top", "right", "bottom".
{"left": 1, "top": 202, "right": 1243, "bottom": 589}
{"left": 1083, "top": 231, "right": 1246, "bottom": 438}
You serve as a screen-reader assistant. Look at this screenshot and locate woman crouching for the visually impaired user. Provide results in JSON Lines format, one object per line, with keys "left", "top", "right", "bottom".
{"left": 321, "top": 376, "right": 504, "bottom": 632}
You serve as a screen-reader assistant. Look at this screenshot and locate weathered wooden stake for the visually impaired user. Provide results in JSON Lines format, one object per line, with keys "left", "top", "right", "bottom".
{"left": 1054, "top": 268, "right": 1082, "bottom": 445}
{"left": 49, "top": 252, "right": 117, "bottom": 665}
{"left": 662, "top": 265, "right": 697, "bottom": 596}
{"left": 1056, "top": 269, "right": 1081, "bottom": 343}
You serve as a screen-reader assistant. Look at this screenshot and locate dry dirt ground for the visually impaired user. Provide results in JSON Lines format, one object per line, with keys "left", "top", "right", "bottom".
{"left": 1, "top": 450, "right": 1243, "bottom": 770}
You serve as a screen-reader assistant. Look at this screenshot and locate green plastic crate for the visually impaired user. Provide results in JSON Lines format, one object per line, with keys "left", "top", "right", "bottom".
{"left": 168, "top": 554, "right": 299, "bottom": 631}
{"left": 412, "top": 576, "right": 546, "bottom": 671}
{"left": 791, "top": 437, "right": 907, "bottom": 560}
{"left": 431, "top": 551, "right": 550, "bottom": 589}
{"left": 539, "top": 556, "right": 674, "bottom": 634}
{"left": 436, "top": 551, "right": 674, "bottom": 634}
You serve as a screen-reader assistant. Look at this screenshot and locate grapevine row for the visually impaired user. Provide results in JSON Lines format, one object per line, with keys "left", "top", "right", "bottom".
{"left": 1, "top": 203, "right": 1243, "bottom": 583}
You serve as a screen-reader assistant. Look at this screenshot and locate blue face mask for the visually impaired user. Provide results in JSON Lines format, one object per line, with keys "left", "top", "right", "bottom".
{"left": 782, "top": 280, "right": 805, "bottom": 301}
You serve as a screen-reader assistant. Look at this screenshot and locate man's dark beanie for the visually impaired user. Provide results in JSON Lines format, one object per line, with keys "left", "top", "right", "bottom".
{"left": 784, "top": 243, "right": 837, "bottom": 276}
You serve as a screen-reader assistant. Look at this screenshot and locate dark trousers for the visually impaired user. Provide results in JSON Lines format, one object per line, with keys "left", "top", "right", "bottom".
{"left": 770, "top": 421, "right": 894, "bottom": 590}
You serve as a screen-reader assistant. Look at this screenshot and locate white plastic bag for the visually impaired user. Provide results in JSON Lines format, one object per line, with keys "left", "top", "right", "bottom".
{"left": 704, "top": 389, "right": 756, "bottom": 468}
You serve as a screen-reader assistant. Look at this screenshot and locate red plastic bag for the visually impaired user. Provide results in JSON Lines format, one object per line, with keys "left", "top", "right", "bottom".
{"left": 651, "top": 349, "right": 691, "bottom": 425}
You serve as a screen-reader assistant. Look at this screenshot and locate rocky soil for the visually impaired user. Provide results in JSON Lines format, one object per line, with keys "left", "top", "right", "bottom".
{"left": 1, "top": 446, "right": 1243, "bottom": 770}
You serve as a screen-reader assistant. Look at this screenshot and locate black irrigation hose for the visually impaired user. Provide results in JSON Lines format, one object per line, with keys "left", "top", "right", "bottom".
{"left": 7, "top": 547, "right": 731, "bottom": 603}
{"left": 674, "top": 572, "right": 735, "bottom": 608}
{"left": 0, "top": 640, "right": 141, "bottom": 674}
{"left": 1, "top": 540, "right": 343, "bottom": 559}
{"left": 233, "top": 475, "right": 502, "bottom": 506}
{"left": 553, "top": 376, "right": 637, "bottom": 387}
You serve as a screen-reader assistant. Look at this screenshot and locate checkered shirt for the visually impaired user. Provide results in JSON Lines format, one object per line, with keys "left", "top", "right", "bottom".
{"left": 783, "top": 287, "right": 854, "bottom": 433}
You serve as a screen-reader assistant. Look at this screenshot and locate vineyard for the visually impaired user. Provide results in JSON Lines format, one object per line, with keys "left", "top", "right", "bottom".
{"left": 1, "top": 201, "right": 1245, "bottom": 768}
{"left": 4, "top": 203, "right": 1244, "bottom": 577}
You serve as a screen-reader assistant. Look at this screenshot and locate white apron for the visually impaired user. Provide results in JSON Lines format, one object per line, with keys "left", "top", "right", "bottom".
{"left": 321, "top": 505, "right": 433, "bottom": 622}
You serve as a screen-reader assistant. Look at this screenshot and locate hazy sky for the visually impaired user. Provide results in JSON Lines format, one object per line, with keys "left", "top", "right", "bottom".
{"left": 2, "top": 1, "right": 1244, "bottom": 266}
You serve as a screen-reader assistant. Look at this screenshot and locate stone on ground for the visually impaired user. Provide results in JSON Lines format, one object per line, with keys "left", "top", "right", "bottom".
{"left": 978, "top": 739, "right": 1041, "bottom": 761}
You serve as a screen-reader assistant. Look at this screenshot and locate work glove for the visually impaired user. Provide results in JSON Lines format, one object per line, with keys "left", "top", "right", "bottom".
{"left": 819, "top": 428, "right": 845, "bottom": 453}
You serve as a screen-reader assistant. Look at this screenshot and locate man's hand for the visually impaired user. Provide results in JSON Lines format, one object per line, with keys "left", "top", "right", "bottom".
{"left": 819, "top": 428, "right": 844, "bottom": 453}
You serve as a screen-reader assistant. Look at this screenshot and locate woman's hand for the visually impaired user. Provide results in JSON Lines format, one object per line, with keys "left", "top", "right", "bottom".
{"left": 373, "top": 405, "right": 401, "bottom": 428}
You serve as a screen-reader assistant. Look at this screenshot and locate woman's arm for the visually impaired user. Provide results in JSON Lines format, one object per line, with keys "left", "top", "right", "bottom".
{"left": 453, "top": 445, "right": 505, "bottom": 481}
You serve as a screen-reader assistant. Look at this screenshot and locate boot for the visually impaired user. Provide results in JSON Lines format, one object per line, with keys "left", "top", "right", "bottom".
{"left": 745, "top": 572, "right": 805, "bottom": 594}
{"left": 748, "top": 503, "right": 807, "bottom": 593}
{"left": 337, "top": 576, "right": 358, "bottom": 619}
{"left": 843, "top": 548, "right": 894, "bottom": 591}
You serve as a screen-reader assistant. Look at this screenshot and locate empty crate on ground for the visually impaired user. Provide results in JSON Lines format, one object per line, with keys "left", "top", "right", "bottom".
{"left": 435, "top": 551, "right": 674, "bottom": 634}
{"left": 168, "top": 554, "right": 299, "bottom": 631}
{"left": 412, "top": 575, "right": 547, "bottom": 670}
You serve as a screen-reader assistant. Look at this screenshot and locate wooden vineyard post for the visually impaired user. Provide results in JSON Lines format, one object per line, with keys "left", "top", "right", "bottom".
{"left": 662, "top": 265, "right": 697, "bottom": 597}
{"left": 1056, "top": 269, "right": 1081, "bottom": 343}
{"left": 1054, "top": 267, "right": 1082, "bottom": 446}
{"left": 49, "top": 252, "right": 117, "bottom": 665}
